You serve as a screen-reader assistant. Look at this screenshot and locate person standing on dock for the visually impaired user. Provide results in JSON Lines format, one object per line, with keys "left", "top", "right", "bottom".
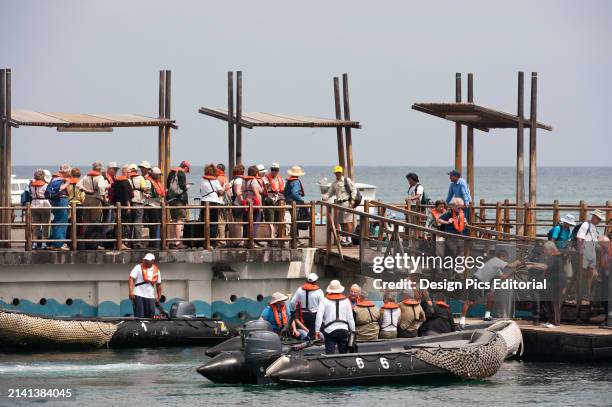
{"left": 290, "top": 272, "right": 324, "bottom": 339}
{"left": 109, "top": 165, "right": 134, "bottom": 250}
{"left": 446, "top": 170, "right": 472, "bottom": 220}
{"left": 229, "top": 164, "right": 246, "bottom": 245}
{"left": 78, "top": 161, "right": 107, "bottom": 250}
{"left": 145, "top": 167, "right": 166, "bottom": 249}
{"left": 315, "top": 280, "right": 355, "bottom": 354}
{"left": 321, "top": 166, "right": 357, "bottom": 247}
{"left": 216, "top": 163, "right": 230, "bottom": 246}
{"left": 47, "top": 164, "right": 71, "bottom": 250}
{"left": 576, "top": 209, "right": 605, "bottom": 301}
{"left": 129, "top": 253, "right": 163, "bottom": 318}
{"left": 263, "top": 163, "right": 286, "bottom": 244}
{"left": 437, "top": 197, "right": 468, "bottom": 258}
{"left": 28, "top": 169, "right": 51, "bottom": 250}
{"left": 199, "top": 164, "right": 224, "bottom": 246}
{"left": 128, "top": 163, "right": 150, "bottom": 249}
{"left": 166, "top": 161, "right": 191, "bottom": 249}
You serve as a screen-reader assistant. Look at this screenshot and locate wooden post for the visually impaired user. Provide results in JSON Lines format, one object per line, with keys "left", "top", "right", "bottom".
{"left": 160, "top": 201, "right": 167, "bottom": 250}
{"left": 0, "top": 69, "right": 6, "bottom": 246}
{"left": 333, "top": 77, "right": 346, "bottom": 170}
{"left": 24, "top": 203, "right": 32, "bottom": 251}
{"left": 227, "top": 71, "right": 235, "bottom": 175}
{"left": 359, "top": 214, "right": 367, "bottom": 263}
{"left": 516, "top": 72, "right": 525, "bottom": 235}
{"left": 291, "top": 201, "right": 298, "bottom": 249}
{"left": 70, "top": 202, "right": 77, "bottom": 251}
{"left": 523, "top": 203, "right": 530, "bottom": 237}
{"left": 503, "top": 199, "right": 511, "bottom": 236}
{"left": 479, "top": 198, "right": 486, "bottom": 224}
{"left": 528, "top": 72, "right": 538, "bottom": 236}
{"left": 605, "top": 200, "right": 612, "bottom": 237}
{"left": 495, "top": 202, "right": 503, "bottom": 236}
{"left": 466, "top": 73, "right": 474, "bottom": 200}
{"left": 326, "top": 205, "right": 332, "bottom": 253}
{"left": 309, "top": 201, "right": 316, "bottom": 248}
{"left": 115, "top": 203, "right": 122, "bottom": 250}
{"left": 552, "top": 200, "right": 560, "bottom": 226}
{"left": 363, "top": 200, "right": 370, "bottom": 241}
{"left": 579, "top": 200, "right": 587, "bottom": 222}
{"left": 164, "top": 70, "right": 172, "bottom": 174}
{"left": 204, "top": 201, "right": 211, "bottom": 250}
{"left": 236, "top": 71, "right": 243, "bottom": 165}
{"left": 158, "top": 71, "right": 166, "bottom": 175}
{"left": 246, "top": 201, "right": 254, "bottom": 249}
{"left": 342, "top": 73, "right": 354, "bottom": 180}
{"left": 454, "top": 72, "right": 462, "bottom": 173}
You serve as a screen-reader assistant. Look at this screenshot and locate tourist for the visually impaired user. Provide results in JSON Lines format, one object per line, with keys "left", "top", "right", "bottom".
{"left": 128, "top": 253, "right": 163, "bottom": 318}
{"left": 284, "top": 166, "right": 305, "bottom": 205}
{"left": 229, "top": 164, "right": 246, "bottom": 245}
{"left": 199, "top": 163, "right": 224, "bottom": 246}
{"left": 321, "top": 165, "right": 357, "bottom": 247}
{"left": 259, "top": 292, "right": 290, "bottom": 334}
{"left": 48, "top": 164, "right": 71, "bottom": 250}
{"left": 145, "top": 167, "right": 165, "bottom": 249}
{"left": 315, "top": 280, "right": 355, "bottom": 355}
{"left": 421, "top": 293, "right": 456, "bottom": 335}
{"left": 446, "top": 169, "right": 472, "bottom": 220}
{"left": 398, "top": 289, "right": 426, "bottom": 338}
{"left": 128, "top": 163, "right": 150, "bottom": 249}
{"left": 66, "top": 167, "right": 85, "bottom": 245}
{"left": 216, "top": 163, "right": 230, "bottom": 245}
{"left": 109, "top": 165, "right": 134, "bottom": 250}
{"left": 78, "top": 161, "right": 107, "bottom": 249}
{"left": 526, "top": 241, "right": 564, "bottom": 328}
{"left": 378, "top": 292, "right": 400, "bottom": 339}
{"left": 289, "top": 272, "right": 324, "bottom": 339}
{"left": 548, "top": 214, "right": 576, "bottom": 250}
{"left": 598, "top": 236, "right": 611, "bottom": 323}
{"left": 405, "top": 173, "right": 425, "bottom": 209}
{"left": 354, "top": 296, "right": 380, "bottom": 340}
{"left": 437, "top": 197, "right": 468, "bottom": 258}
{"left": 245, "top": 165, "right": 263, "bottom": 241}
{"left": 166, "top": 161, "right": 191, "bottom": 249}
{"left": 425, "top": 200, "right": 447, "bottom": 230}
{"left": 348, "top": 283, "right": 362, "bottom": 308}
{"left": 28, "top": 169, "right": 51, "bottom": 250}
{"left": 290, "top": 317, "right": 309, "bottom": 340}
{"left": 575, "top": 209, "right": 605, "bottom": 301}
{"left": 104, "top": 161, "right": 118, "bottom": 186}
{"left": 459, "top": 248, "right": 521, "bottom": 328}
{"left": 102, "top": 161, "right": 119, "bottom": 239}
{"left": 263, "top": 163, "right": 286, "bottom": 244}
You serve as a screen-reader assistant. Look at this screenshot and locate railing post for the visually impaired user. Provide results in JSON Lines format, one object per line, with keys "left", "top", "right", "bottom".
{"left": 378, "top": 207, "right": 386, "bottom": 241}
{"left": 359, "top": 214, "right": 367, "bottom": 263}
{"left": 309, "top": 201, "right": 316, "bottom": 248}
{"left": 503, "top": 199, "right": 511, "bottom": 237}
{"left": 247, "top": 201, "right": 254, "bottom": 249}
{"left": 204, "top": 201, "right": 211, "bottom": 250}
{"left": 479, "top": 198, "right": 487, "bottom": 223}
{"left": 291, "top": 201, "right": 298, "bottom": 249}
{"left": 495, "top": 202, "right": 503, "bottom": 238}
{"left": 606, "top": 200, "right": 612, "bottom": 237}
{"left": 552, "top": 200, "right": 560, "bottom": 227}
{"left": 24, "top": 203, "right": 32, "bottom": 251}
{"left": 70, "top": 202, "right": 77, "bottom": 251}
{"left": 115, "top": 203, "right": 122, "bottom": 250}
{"left": 160, "top": 201, "right": 167, "bottom": 250}
{"left": 523, "top": 203, "right": 530, "bottom": 237}
{"left": 579, "top": 200, "right": 587, "bottom": 222}
{"left": 325, "top": 204, "right": 332, "bottom": 254}
{"left": 363, "top": 200, "right": 370, "bottom": 240}
{"left": 279, "top": 203, "right": 286, "bottom": 243}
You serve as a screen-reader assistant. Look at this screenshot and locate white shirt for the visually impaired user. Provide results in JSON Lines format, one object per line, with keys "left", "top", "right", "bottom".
{"left": 576, "top": 221, "right": 598, "bottom": 242}
{"left": 290, "top": 286, "right": 324, "bottom": 313}
{"left": 407, "top": 184, "right": 424, "bottom": 207}
{"left": 199, "top": 178, "right": 223, "bottom": 204}
{"left": 129, "top": 264, "right": 162, "bottom": 299}
{"left": 230, "top": 177, "right": 244, "bottom": 205}
{"left": 315, "top": 297, "right": 355, "bottom": 334}
{"left": 379, "top": 307, "right": 401, "bottom": 332}
{"left": 474, "top": 257, "right": 509, "bottom": 283}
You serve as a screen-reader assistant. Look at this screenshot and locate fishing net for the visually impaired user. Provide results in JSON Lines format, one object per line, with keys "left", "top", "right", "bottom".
{"left": 489, "top": 320, "right": 523, "bottom": 357}
{"left": 0, "top": 311, "right": 117, "bottom": 348}
{"left": 415, "top": 333, "right": 507, "bottom": 379}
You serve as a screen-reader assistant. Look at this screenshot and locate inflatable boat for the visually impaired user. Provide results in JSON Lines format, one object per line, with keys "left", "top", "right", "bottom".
{"left": 0, "top": 302, "right": 232, "bottom": 351}
{"left": 197, "top": 320, "right": 522, "bottom": 385}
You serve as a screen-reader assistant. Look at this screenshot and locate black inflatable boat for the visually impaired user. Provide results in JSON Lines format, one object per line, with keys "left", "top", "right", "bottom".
{"left": 197, "top": 319, "right": 522, "bottom": 384}
{"left": 0, "top": 302, "right": 232, "bottom": 351}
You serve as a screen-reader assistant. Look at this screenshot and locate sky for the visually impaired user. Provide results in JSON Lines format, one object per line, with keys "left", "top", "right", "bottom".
{"left": 1, "top": 0, "right": 611, "bottom": 167}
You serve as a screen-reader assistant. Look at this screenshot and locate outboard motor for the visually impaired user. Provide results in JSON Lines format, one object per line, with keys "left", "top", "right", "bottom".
{"left": 170, "top": 301, "right": 196, "bottom": 318}
{"left": 205, "top": 319, "right": 274, "bottom": 358}
{"left": 244, "top": 330, "right": 283, "bottom": 384}
{"left": 240, "top": 320, "right": 274, "bottom": 349}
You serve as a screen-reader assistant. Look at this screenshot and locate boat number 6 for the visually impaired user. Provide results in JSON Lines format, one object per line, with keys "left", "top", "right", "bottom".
{"left": 379, "top": 357, "right": 389, "bottom": 369}
{"left": 355, "top": 358, "right": 365, "bottom": 369}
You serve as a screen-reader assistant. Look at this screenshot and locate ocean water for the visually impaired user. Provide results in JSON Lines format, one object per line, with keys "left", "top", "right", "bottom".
{"left": 11, "top": 166, "right": 611, "bottom": 205}
{"left": 0, "top": 347, "right": 610, "bottom": 407}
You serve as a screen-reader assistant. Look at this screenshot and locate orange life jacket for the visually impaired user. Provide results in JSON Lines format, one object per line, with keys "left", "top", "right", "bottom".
{"left": 402, "top": 298, "right": 420, "bottom": 305}
{"left": 68, "top": 178, "right": 79, "bottom": 184}
{"left": 203, "top": 175, "right": 217, "bottom": 180}
{"left": 270, "top": 302, "right": 288, "bottom": 327}
{"left": 435, "top": 300, "right": 450, "bottom": 309}
{"left": 326, "top": 293, "right": 347, "bottom": 300}
{"left": 381, "top": 302, "right": 399, "bottom": 309}
{"left": 87, "top": 170, "right": 101, "bottom": 177}
{"left": 140, "top": 263, "right": 160, "bottom": 285}
{"left": 115, "top": 175, "right": 128, "bottom": 181}
{"left": 356, "top": 300, "right": 375, "bottom": 307}
{"left": 217, "top": 170, "right": 227, "bottom": 185}
{"left": 265, "top": 173, "right": 285, "bottom": 193}
{"left": 105, "top": 174, "right": 114, "bottom": 185}
{"left": 146, "top": 175, "right": 166, "bottom": 197}
{"left": 451, "top": 208, "right": 466, "bottom": 232}
{"left": 30, "top": 180, "right": 45, "bottom": 187}
{"left": 432, "top": 208, "right": 445, "bottom": 221}
{"left": 302, "top": 283, "right": 320, "bottom": 291}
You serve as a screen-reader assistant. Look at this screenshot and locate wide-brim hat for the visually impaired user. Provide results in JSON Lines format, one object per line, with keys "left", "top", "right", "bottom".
{"left": 326, "top": 279, "right": 344, "bottom": 294}
{"left": 138, "top": 160, "right": 151, "bottom": 169}
{"left": 269, "top": 292, "right": 289, "bottom": 304}
{"left": 287, "top": 165, "right": 305, "bottom": 177}
{"left": 560, "top": 214, "right": 576, "bottom": 226}
{"left": 591, "top": 209, "right": 606, "bottom": 221}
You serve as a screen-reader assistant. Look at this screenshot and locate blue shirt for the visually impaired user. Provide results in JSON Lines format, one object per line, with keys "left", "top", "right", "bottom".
{"left": 260, "top": 303, "right": 287, "bottom": 333}
{"left": 550, "top": 225, "right": 571, "bottom": 249}
{"left": 284, "top": 178, "right": 304, "bottom": 204}
{"left": 446, "top": 178, "right": 472, "bottom": 205}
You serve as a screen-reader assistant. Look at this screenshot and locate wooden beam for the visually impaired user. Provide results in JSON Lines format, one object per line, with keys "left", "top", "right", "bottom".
{"left": 0, "top": 69, "right": 6, "bottom": 245}
{"left": 528, "top": 72, "right": 537, "bottom": 237}
{"left": 164, "top": 70, "right": 172, "bottom": 174}
{"left": 342, "top": 73, "right": 354, "bottom": 180}
{"left": 516, "top": 72, "right": 525, "bottom": 235}
{"left": 158, "top": 70, "right": 166, "bottom": 175}
{"left": 236, "top": 71, "right": 243, "bottom": 165}
{"left": 333, "top": 77, "right": 346, "bottom": 170}
{"left": 454, "top": 72, "right": 462, "bottom": 173}
{"left": 2, "top": 69, "right": 11, "bottom": 246}
{"left": 227, "top": 71, "right": 235, "bottom": 175}
{"left": 466, "top": 73, "right": 474, "bottom": 200}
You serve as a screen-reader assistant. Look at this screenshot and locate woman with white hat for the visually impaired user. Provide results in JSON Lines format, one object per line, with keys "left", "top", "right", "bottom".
{"left": 290, "top": 273, "right": 324, "bottom": 339}
{"left": 260, "top": 292, "right": 290, "bottom": 334}
{"left": 548, "top": 213, "right": 576, "bottom": 250}
{"left": 314, "top": 280, "right": 355, "bottom": 354}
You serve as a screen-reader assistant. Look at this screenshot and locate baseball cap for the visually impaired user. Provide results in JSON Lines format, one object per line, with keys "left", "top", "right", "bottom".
{"left": 143, "top": 253, "right": 155, "bottom": 261}
{"left": 138, "top": 160, "right": 151, "bottom": 169}
{"left": 107, "top": 161, "right": 119, "bottom": 169}
{"left": 307, "top": 273, "right": 319, "bottom": 283}
{"left": 448, "top": 169, "right": 461, "bottom": 177}
{"left": 333, "top": 165, "right": 344, "bottom": 173}
{"left": 151, "top": 167, "right": 162, "bottom": 175}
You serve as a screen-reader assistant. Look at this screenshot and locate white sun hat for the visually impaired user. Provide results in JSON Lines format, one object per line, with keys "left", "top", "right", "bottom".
{"left": 326, "top": 280, "right": 344, "bottom": 294}
{"left": 269, "top": 292, "right": 289, "bottom": 304}
{"left": 560, "top": 214, "right": 577, "bottom": 226}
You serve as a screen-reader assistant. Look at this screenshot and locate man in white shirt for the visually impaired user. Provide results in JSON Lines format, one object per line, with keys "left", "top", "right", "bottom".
{"left": 290, "top": 273, "right": 324, "bottom": 339}
{"left": 315, "top": 280, "right": 355, "bottom": 354}
{"left": 576, "top": 209, "right": 605, "bottom": 300}
{"left": 129, "top": 253, "right": 163, "bottom": 318}
{"left": 321, "top": 166, "right": 357, "bottom": 247}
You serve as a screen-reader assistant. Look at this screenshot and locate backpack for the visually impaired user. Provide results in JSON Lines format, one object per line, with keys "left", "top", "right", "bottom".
{"left": 20, "top": 187, "right": 32, "bottom": 206}
{"left": 166, "top": 171, "right": 182, "bottom": 201}
{"left": 44, "top": 178, "right": 64, "bottom": 200}
{"left": 547, "top": 224, "right": 560, "bottom": 240}
{"left": 570, "top": 223, "right": 587, "bottom": 243}
{"left": 344, "top": 177, "right": 362, "bottom": 208}
{"left": 415, "top": 183, "right": 432, "bottom": 205}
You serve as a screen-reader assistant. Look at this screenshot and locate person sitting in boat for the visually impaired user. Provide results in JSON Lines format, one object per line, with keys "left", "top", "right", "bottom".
{"left": 289, "top": 273, "right": 324, "bottom": 339}
{"left": 290, "top": 317, "right": 309, "bottom": 340}
{"left": 398, "top": 289, "right": 426, "bottom": 338}
{"left": 421, "top": 293, "right": 456, "bottom": 336}
{"left": 315, "top": 280, "right": 355, "bottom": 354}
{"left": 378, "top": 293, "right": 400, "bottom": 339}
{"left": 354, "top": 296, "right": 380, "bottom": 340}
{"left": 348, "top": 283, "right": 362, "bottom": 309}
{"left": 321, "top": 165, "right": 357, "bottom": 247}
{"left": 128, "top": 253, "right": 163, "bottom": 318}
{"left": 260, "top": 292, "right": 290, "bottom": 334}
